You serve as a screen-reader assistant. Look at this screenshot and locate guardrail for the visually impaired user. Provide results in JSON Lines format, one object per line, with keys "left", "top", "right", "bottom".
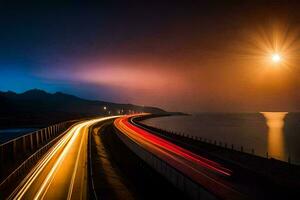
{"left": 0, "top": 120, "right": 78, "bottom": 194}
{"left": 114, "top": 127, "right": 217, "bottom": 200}
{"left": 134, "top": 116, "right": 297, "bottom": 165}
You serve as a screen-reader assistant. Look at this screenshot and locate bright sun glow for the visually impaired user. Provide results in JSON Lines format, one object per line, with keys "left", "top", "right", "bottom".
{"left": 271, "top": 53, "right": 281, "bottom": 63}
{"left": 244, "top": 22, "right": 299, "bottom": 69}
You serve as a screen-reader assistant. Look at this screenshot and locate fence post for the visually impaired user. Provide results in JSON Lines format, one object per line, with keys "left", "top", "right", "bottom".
{"left": 43, "top": 129, "right": 46, "bottom": 141}
{"left": 30, "top": 134, "right": 34, "bottom": 151}
{"left": 45, "top": 128, "right": 49, "bottom": 141}
{"left": 56, "top": 124, "right": 59, "bottom": 134}
{"left": 48, "top": 127, "right": 51, "bottom": 139}
{"left": 40, "top": 130, "right": 44, "bottom": 144}
{"left": 22, "top": 136, "right": 26, "bottom": 153}
{"left": 240, "top": 146, "right": 243, "bottom": 152}
{"left": 13, "top": 140, "right": 17, "bottom": 159}
{"left": 53, "top": 125, "right": 55, "bottom": 135}
{"left": 45, "top": 128, "right": 48, "bottom": 141}
{"left": 266, "top": 152, "right": 269, "bottom": 158}
{"left": 36, "top": 131, "right": 40, "bottom": 147}
{"left": 49, "top": 126, "right": 52, "bottom": 138}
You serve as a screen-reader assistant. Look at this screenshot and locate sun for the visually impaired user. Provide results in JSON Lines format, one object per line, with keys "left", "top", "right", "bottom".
{"left": 242, "top": 21, "right": 298, "bottom": 68}
{"left": 271, "top": 53, "right": 281, "bottom": 63}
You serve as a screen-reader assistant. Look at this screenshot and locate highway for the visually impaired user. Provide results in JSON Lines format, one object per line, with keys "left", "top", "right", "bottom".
{"left": 114, "top": 115, "right": 247, "bottom": 200}
{"left": 8, "top": 116, "right": 118, "bottom": 200}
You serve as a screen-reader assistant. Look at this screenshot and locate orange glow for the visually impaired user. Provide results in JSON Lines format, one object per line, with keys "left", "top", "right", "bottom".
{"left": 244, "top": 21, "right": 300, "bottom": 71}
{"left": 261, "top": 112, "right": 287, "bottom": 160}
{"left": 9, "top": 116, "right": 119, "bottom": 199}
{"left": 271, "top": 53, "right": 281, "bottom": 63}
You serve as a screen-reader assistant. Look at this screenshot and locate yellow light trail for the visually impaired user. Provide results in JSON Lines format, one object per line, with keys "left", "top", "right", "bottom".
{"left": 9, "top": 126, "right": 77, "bottom": 199}
{"left": 34, "top": 123, "right": 85, "bottom": 200}
{"left": 8, "top": 116, "right": 119, "bottom": 200}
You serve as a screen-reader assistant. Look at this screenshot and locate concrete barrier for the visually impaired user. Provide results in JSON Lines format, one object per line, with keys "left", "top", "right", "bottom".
{"left": 115, "top": 128, "right": 217, "bottom": 200}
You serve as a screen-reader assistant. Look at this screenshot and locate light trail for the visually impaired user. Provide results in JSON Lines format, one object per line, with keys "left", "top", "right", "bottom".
{"left": 9, "top": 126, "right": 77, "bottom": 199}
{"left": 115, "top": 115, "right": 232, "bottom": 176}
{"left": 8, "top": 116, "right": 118, "bottom": 200}
{"left": 33, "top": 123, "right": 85, "bottom": 200}
{"left": 67, "top": 124, "right": 87, "bottom": 200}
{"left": 114, "top": 115, "right": 246, "bottom": 200}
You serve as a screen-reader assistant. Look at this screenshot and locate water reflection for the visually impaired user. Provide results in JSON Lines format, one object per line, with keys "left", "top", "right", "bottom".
{"left": 261, "top": 112, "right": 288, "bottom": 161}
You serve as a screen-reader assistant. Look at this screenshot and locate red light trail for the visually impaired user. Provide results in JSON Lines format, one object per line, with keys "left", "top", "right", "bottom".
{"left": 114, "top": 115, "right": 245, "bottom": 199}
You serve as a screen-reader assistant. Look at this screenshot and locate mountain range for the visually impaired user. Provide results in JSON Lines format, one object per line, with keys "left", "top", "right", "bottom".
{"left": 0, "top": 89, "right": 165, "bottom": 128}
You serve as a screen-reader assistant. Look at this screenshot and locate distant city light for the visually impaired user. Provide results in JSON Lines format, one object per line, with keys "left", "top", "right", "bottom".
{"left": 103, "top": 106, "right": 107, "bottom": 110}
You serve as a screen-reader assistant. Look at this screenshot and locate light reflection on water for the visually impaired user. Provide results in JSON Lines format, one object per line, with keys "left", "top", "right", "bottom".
{"left": 261, "top": 112, "right": 288, "bottom": 161}
{"left": 142, "top": 112, "right": 300, "bottom": 164}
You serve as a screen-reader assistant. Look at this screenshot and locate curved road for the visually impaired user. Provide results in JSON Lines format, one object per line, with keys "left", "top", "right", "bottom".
{"left": 114, "top": 115, "right": 248, "bottom": 200}
{"left": 8, "top": 116, "right": 118, "bottom": 200}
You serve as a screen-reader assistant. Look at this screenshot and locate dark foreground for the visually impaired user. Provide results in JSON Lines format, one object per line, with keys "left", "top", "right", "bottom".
{"left": 3, "top": 115, "right": 299, "bottom": 200}
{"left": 133, "top": 115, "right": 300, "bottom": 199}
{"left": 90, "top": 120, "right": 186, "bottom": 200}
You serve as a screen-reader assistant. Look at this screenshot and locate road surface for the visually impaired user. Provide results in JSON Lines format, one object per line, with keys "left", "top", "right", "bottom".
{"left": 90, "top": 123, "right": 134, "bottom": 199}
{"left": 114, "top": 115, "right": 247, "bottom": 200}
{"left": 8, "top": 116, "right": 118, "bottom": 200}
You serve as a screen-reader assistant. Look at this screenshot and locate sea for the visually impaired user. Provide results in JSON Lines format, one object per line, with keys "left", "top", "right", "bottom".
{"left": 0, "top": 128, "right": 38, "bottom": 144}
{"left": 141, "top": 112, "right": 300, "bottom": 164}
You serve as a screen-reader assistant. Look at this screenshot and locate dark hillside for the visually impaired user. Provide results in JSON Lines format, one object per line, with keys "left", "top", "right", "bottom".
{"left": 0, "top": 89, "right": 165, "bottom": 128}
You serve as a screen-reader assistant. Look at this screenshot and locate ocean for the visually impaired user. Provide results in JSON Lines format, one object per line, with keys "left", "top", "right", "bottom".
{"left": 141, "top": 112, "right": 300, "bottom": 164}
{"left": 0, "top": 128, "right": 38, "bottom": 144}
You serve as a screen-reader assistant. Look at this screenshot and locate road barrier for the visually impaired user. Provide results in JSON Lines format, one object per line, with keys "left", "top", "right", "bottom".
{"left": 134, "top": 118, "right": 296, "bottom": 165}
{"left": 114, "top": 127, "right": 217, "bottom": 200}
{"left": 0, "top": 120, "right": 78, "bottom": 193}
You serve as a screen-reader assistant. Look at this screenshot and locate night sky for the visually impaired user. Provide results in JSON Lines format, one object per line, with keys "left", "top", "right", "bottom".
{"left": 1, "top": 1, "right": 300, "bottom": 112}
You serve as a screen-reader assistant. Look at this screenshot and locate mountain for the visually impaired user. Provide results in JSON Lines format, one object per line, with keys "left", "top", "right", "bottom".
{"left": 0, "top": 89, "right": 166, "bottom": 128}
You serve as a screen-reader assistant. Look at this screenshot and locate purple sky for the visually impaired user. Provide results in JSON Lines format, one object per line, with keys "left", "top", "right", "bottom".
{"left": 0, "top": 1, "right": 300, "bottom": 112}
